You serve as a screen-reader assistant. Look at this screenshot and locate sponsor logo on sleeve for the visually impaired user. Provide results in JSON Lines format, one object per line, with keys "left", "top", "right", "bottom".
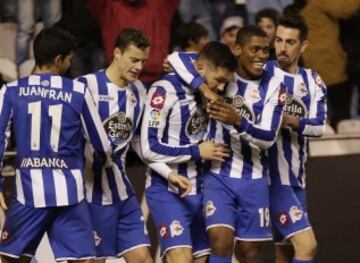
{"left": 150, "top": 92, "right": 166, "bottom": 109}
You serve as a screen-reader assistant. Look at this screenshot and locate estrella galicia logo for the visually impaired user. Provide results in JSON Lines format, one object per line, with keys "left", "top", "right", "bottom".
{"left": 186, "top": 108, "right": 208, "bottom": 139}
{"left": 103, "top": 112, "right": 133, "bottom": 145}
{"left": 225, "top": 95, "right": 255, "bottom": 122}
{"left": 284, "top": 95, "right": 307, "bottom": 118}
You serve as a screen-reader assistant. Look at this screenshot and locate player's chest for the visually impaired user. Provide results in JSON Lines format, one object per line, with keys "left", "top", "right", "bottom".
{"left": 285, "top": 78, "right": 311, "bottom": 118}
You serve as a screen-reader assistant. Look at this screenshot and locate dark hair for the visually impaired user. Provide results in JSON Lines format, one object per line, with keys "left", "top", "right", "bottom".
{"left": 236, "top": 25, "right": 267, "bottom": 46}
{"left": 198, "top": 42, "right": 237, "bottom": 72}
{"left": 255, "top": 8, "right": 279, "bottom": 25}
{"left": 33, "top": 27, "right": 75, "bottom": 67}
{"left": 114, "top": 28, "right": 150, "bottom": 52}
{"left": 278, "top": 14, "right": 308, "bottom": 41}
{"left": 178, "top": 22, "right": 208, "bottom": 49}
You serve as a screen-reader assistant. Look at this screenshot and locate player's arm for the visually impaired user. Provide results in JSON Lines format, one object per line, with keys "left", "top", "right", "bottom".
{"left": 287, "top": 71, "right": 327, "bottom": 137}
{"left": 141, "top": 84, "right": 201, "bottom": 163}
{"left": 131, "top": 135, "right": 192, "bottom": 197}
{"left": 141, "top": 84, "right": 229, "bottom": 163}
{"left": 81, "top": 87, "right": 112, "bottom": 158}
{"left": 0, "top": 85, "right": 13, "bottom": 209}
{"left": 208, "top": 83, "right": 287, "bottom": 149}
{"left": 167, "top": 51, "right": 221, "bottom": 102}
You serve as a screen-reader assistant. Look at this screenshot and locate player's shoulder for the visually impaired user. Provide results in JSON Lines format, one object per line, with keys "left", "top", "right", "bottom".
{"left": 151, "top": 73, "right": 185, "bottom": 95}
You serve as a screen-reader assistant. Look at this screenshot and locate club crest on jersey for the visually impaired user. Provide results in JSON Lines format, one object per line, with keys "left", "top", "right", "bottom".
{"left": 129, "top": 92, "right": 137, "bottom": 105}
{"left": 249, "top": 88, "right": 261, "bottom": 103}
{"left": 170, "top": 220, "right": 184, "bottom": 237}
{"left": 289, "top": 206, "right": 303, "bottom": 223}
{"left": 103, "top": 112, "right": 133, "bottom": 144}
{"left": 205, "top": 200, "right": 216, "bottom": 217}
{"left": 225, "top": 96, "right": 255, "bottom": 121}
{"left": 298, "top": 82, "right": 308, "bottom": 97}
{"left": 150, "top": 92, "right": 166, "bottom": 109}
{"left": 186, "top": 108, "right": 208, "bottom": 139}
{"left": 284, "top": 95, "right": 307, "bottom": 118}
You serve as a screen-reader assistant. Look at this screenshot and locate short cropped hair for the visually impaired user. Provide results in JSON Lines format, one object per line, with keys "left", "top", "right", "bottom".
{"left": 33, "top": 27, "right": 75, "bottom": 67}
{"left": 255, "top": 8, "right": 279, "bottom": 26}
{"left": 236, "top": 25, "right": 268, "bottom": 47}
{"left": 114, "top": 28, "right": 150, "bottom": 52}
{"left": 277, "top": 14, "right": 308, "bottom": 41}
{"left": 198, "top": 42, "right": 237, "bottom": 72}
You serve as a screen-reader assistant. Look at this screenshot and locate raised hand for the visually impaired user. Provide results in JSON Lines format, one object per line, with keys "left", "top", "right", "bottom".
{"left": 207, "top": 101, "right": 241, "bottom": 126}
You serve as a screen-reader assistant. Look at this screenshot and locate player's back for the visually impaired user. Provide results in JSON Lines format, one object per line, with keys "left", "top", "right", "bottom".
{"left": 4, "top": 73, "right": 91, "bottom": 207}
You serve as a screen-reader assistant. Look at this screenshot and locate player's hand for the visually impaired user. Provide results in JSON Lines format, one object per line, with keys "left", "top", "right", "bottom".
{"left": 199, "top": 83, "right": 223, "bottom": 103}
{"left": 199, "top": 140, "right": 230, "bottom": 162}
{"left": 0, "top": 192, "right": 7, "bottom": 210}
{"left": 282, "top": 114, "right": 300, "bottom": 129}
{"left": 168, "top": 172, "right": 192, "bottom": 198}
{"left": 207, "top": 101, "right": 241, "bottom": 126}
{"left": 163, "top": 58, "right": 174, "bottom": 73}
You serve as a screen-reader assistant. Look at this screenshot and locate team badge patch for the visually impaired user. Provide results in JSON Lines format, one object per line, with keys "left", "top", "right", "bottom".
{"left": 150, "top": 92, "right": 166, "bottom": 109}
{"left": 170, "top": 220, "right": 184, "bottom": 237}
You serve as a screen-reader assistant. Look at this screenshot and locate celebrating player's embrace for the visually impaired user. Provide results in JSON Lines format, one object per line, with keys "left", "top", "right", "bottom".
{"left": 0, "top": 13, "right": 326, "bottom": 263}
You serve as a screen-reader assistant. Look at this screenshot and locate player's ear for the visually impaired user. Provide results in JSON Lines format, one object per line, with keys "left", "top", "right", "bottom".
{"left": 195, "top": 61, "right": 206, "bottom": 77}
{"left": 233, "top": 44, "right": 242, "bottom": 57}
{"left": 113, "top": 47, "right": 122, "bottom": 61}
{"left": 300, "top": 40, "right": 309, "bottom": 54}
{"left": 53, "top": 55, "right": 63, "bottom": 69}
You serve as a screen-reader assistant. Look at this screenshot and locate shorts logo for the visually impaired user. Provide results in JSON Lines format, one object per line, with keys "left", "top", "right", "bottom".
{"left": 1, "top": 230, "right": 9, "bottom": 243}
{"left": 170, "top": 220, "right": 184, "bottom": 237}
{"left": 150, "top": 92, "right": 166, "bottom": 110}
{"left": 278, "top": 213, "right": 290, "bottom": 228}
{"left": 289, "top": 206, "right": 303, "bottom": 223}
{"left": 159, "top": 225, "right": 169, "bottom": 239}
{"left": 205, "top": 200, "right": 216, "bottom": 217}
{"left": 93, "top": 231, "right": 101, "bottom": 247}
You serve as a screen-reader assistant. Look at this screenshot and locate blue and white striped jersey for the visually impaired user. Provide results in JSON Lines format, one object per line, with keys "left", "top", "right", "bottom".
{"left": 265, "top": 61, "right": 327, "bottom": 188}
{"left": 0, "top": 73, "right": 111, "bottom": 208}
{"left": 79, "top": 70, "right": 171, "bottom": 205}
{"left": 168, "top": 51, "right": 286, "bottom": 180}
{"left": 207, "top": 73, "right": 286, "bottom": 179}
{"left": 141, "top": 73, "right": 207, "bottom": 195}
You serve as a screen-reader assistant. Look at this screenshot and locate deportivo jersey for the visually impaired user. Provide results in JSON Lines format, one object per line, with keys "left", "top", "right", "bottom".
{"left": 0, "top": 73, "right": 111, "bottom": 208}
{"left": 79, "top": 70, "right": 171, "bottom": 205}
{"left": 141, "top": 73, "right": 207, "bottom": 195}
{"left": 265, "top": 60, "right": 327, "bottom": 188}
{"left": 207, "top": 73, "right": 286, "bottom": 179}
{"left": 168, "top": 51, "right": 286, "bottom": 180}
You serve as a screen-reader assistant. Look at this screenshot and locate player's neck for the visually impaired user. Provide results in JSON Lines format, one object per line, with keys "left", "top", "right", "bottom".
{"left": 106, "top": 64, "right": 129, "bottom": 88}
{"left": 279, "top": 62, "right": 299, "bottom": 75}
{"left": 33, "top": 65, "right": 60, "bottom": 75}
